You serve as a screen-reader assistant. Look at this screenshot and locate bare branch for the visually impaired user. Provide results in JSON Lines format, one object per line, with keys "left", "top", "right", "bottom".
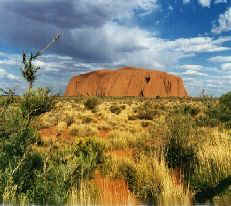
{"left": 34, "top": 32, "right": 63, "bottom": 58}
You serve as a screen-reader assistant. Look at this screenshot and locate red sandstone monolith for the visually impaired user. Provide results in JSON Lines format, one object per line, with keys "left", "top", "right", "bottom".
{"left": 64, "top": 67, "right": 188, "bottom": 97}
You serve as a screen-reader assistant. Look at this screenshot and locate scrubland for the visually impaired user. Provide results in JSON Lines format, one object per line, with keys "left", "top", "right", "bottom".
{"left": 1, "top": 88, "right": 231, "bottom": 205}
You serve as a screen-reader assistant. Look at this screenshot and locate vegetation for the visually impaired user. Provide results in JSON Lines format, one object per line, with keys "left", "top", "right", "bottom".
{"left": 19, "top": 88, "right": 55, "bottom": 118}
{"left": 1, "top": 90, "right": 231, "bottom": 205}
{"left": 0, "top": 88, "right": 105, "bottom": 205}
{"left": 84, "top": 96, "right": 101, "bottom": 111}
{"left": 0, "top": 88, "right": 17, "bottom": 107}
{"left": 21, "top": 33, "right": 62, "bottom": 90}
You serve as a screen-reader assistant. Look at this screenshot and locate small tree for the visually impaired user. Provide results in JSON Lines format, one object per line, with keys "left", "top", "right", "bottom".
{"left": 21, "top": 33, "right": 62, "bottom": 90}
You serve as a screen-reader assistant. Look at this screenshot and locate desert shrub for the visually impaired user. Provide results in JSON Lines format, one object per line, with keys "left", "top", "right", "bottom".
{"left": 109, "top": 104, "right": 125, "bottom": 115}
{"left": 31, "top": 138, "right": 104, "bottom": 205}
{"left": 70, "top": 138, "right": 105, "bottom": 182}
{"left": 0, "top": 108, "right": 43, "bottom": 204}
{"left": 109, "top": 105, "right": 122, "bottom": 115}
{"left": 0, "top": 110, "right": 38, "bottom": 164}
{"left": 19, "top": 88, "right": 55, "bottom": 118}
{"left": 0, "top": 88, "right": 17, "bottom": 107}
{"left": 23, "top": 137, "right": 105, "bottom": 205}
{"left": 195, "top": 115, "right": 219, "bottom": 127}
{"left": 68, "top": 124, "right": 98, "bottom": 137}
{"left": 57, "top": 121, "right": 68, "bottom": 132}
{"left": 84, "top": 97, "right": 100, "bottom": 110}
{"left": 115, "top": 156, "right": 190, "bottom": 205}
{"left": 117, "top": 160, "right": 138, "bottom": 193}
{"left": 164, "top": 115, "right": 198, "bottom": 182}
{"left": 0, "top": 94, "right": 106, "bottom": 205}
{"left": 219, "top": 91, "right": 231, "bottom": 110}
{"left": 128, "top": 115, "right": 138, "bottom": 120}
{"left": 173, "top": 104, "right": 200, "bottom": 117}
{"left": 214, "top": 92, "right": 231, "bottom": 123}
{"left": 0, "top": 109, "right": 105, "bottom": 205}
{"left": 133, "top": 101, "right": 158, "bottom": 120}
{"left": 198, "top": 92, "right": 231, "bottom": 127}
{"left": 64, "top": 115, "right": 75, "bottom": 127}
{"left": 69, "top": 124, "right": 79, "bottom": 136}
{"left": 189, "top": 135, "right": 231, "bottom": 193}
{"left": 183, "top": 105, "right": 200, "bottom": 116}
{"left": 121, "top": 105, "right": 126, "bottom": 110}
{"left": 107, "top": 130, "right": 130, "bottom": 150}
{"left": 82, "top": 116, "right": 93, "bottom": 124}
{"left": 140, "top": 121, "right": 152, "bottom": 128}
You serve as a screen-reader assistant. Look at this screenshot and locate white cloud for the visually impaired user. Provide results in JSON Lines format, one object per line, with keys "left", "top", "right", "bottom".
{"left": 179, "top": 64, "right": 203, "bottom": 71}
{"left": 221, "top": 63, "right": 231, "bottom": 71}
{"left": 0, "top": 19, "right": 230, "bottom": 96}
{"left": 0, "top": 59, "right": 18, "bottom": 66}
{"left": 212, "top": 7, "right": 231, "bottom": 34}
{"left": 1, "top": 22, "right": 231, "bottom": 95}
{"left": 183, "top": 0, "right": 191, "bottom": 4}
{"left": 43, "top": 54, "right": 73, "bottom": 61}
{"left": 2, "top": 0, "right": 231, "bottom": 97}
{"left": 34, "top": 60, "right": 66, "bottom": 72}
{"left": 198, "top": 0, "right": 212, "bottom": 7}
{"left": 70, "top": 23, "right": 231, "bottom": 70}
{"left": 165, "top": 36, "right": 231, "bottom": 53}
{"left": 209, "top": 56, "right": 231, "bottom": 63}
{"left": 0, "top": 68, "right": 21, "bottom": 80}
{"left": 214, "top": 0, "right": 227, "bottom": 4}
{"left": 182, "top": 70, "right": 208, "bottom": 76}
{"left": 72, "top": 0, "right": 159, "bottom": 20}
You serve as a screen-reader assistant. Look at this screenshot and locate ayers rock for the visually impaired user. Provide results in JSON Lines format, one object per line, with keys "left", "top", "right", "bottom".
{"left": 64, "top": 67, "right": 188, "bottom": 97}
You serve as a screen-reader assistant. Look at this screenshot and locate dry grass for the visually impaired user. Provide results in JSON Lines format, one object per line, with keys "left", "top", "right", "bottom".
{"left": 94, "top": 172, "right": 138, "bottom": 206}
{"left": 194, "top": 128, "right": 231, "bottom": 186}
{"left": 134, "top": 155, "right": 191, "bottom": 206}
{"left": 35, "top": 96, "right": 231, "bottom": 205}
{"left": 67, "top": 181, "right": 99, "bottom": 206}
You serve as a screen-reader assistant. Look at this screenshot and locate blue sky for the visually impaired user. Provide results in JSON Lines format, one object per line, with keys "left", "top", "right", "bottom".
{"left": 1, "top": 0, "right": 231, "bottom": 96}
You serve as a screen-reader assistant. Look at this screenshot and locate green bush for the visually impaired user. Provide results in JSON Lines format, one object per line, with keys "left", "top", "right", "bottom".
{"left": 84, "top": 97, "right": 100, "bottom": 110}
{"left": 65, "top": 138, "right": 105, "bottom": 188}
{"left": 219, "top": 91, "right": 231, "bottom": 110}
{"left": 164, "top": 116, "right": 198, "bottom": 181}
{"left": 0, "top": 88, "right": 17, "bottom": 107}
{"left": 116, "top": 158, "right": 166, "bottom": 205}
{"left": 0, "top": 108, "right": 43, "bottom": 204}
{"left": 0, "top": 110, "right": 105, "bottom": 204}
{"left": 183, "top": 105, "right": 200, "bottom": 116}
{"left": 200, "top": 92, "right": 231, "bottom": 125}
{"left": 19, "top": 88, "right": 55, "bottom": 118}
{"left": 134, "top": 101, "right": 158, "bottom": 120}
{"left": 117, "top": 160, "right": 138, "bottom": 191}
{"left": 195, "top": 115, "right": 219, "bottom": 127}
{"left": 0, "top": 110, "right": 38, "bottom": 167}
{"left": 128, "top": 115, "right": 138, "bottom": 120}
{"left": 0, "top": 93, "right": 106, "bottom": 205}
{"left": 82, "top": 116, "right": 93, "bottom": 124}
{"left": 64, "top": 115, "right": 75, "bottom": 127}
{"left": 110, "top": 105, "right": 122, "bottom": 115}
{"left": 173, "top": 104, "right": 200, "bottom": 117}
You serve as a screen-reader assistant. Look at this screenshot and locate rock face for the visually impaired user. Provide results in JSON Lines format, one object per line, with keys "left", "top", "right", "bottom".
{"left": 64, "top": 67, "right": 188, "bottom": 97}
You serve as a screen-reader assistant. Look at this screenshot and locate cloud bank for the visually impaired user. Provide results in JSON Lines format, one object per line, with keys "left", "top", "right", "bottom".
{"left": 0, "top": 0, "right": 231, "bottom": 96}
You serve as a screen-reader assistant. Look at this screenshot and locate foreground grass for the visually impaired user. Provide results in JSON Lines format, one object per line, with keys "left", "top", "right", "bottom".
{"left": 1, "top": 91, "right": 231, "bottom": 205}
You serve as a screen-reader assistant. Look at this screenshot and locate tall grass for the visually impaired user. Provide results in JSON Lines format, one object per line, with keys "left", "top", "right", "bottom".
{"left": 67, "top": 181, "right": 99, "bottom": 206}
{"left": 190, "top": 129, "right": 231, "bottom": 190}
{"left": 2, "top": 90, "right": 231, "bottom": 205}
{"left": 19, "top": 88, "right": 55, "bottom": 118}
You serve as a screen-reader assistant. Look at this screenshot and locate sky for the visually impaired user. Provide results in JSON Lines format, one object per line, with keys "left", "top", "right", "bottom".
{"left": 1, "top": 0, "right": 231, "bottom": 96}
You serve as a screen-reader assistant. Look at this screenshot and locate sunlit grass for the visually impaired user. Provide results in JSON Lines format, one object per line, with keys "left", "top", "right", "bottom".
{"left": 3, "top": 95, "right": 230, "bottom": 205}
